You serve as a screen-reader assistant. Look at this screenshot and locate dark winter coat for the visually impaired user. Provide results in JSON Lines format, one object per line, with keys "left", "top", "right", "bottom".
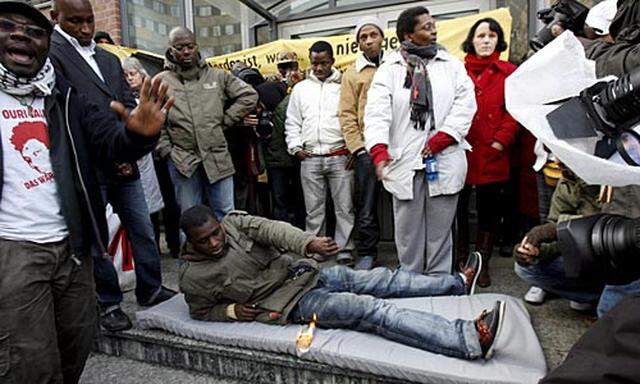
{"left": 464, "top": 58, "right": 519, "bottom": 185}
{"left": 0, "top": 76, "right": 158, "bottom": 259}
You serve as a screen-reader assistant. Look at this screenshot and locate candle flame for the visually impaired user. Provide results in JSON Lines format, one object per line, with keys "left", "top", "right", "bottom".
{"left": 296, "top": 313, "right": 317, "bottom": 353}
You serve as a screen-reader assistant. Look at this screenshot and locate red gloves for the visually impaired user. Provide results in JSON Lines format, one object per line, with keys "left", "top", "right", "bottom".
{"left": 427, "top": 132, "right": 456, "bottom": 155}
{"left": 370, "top": 144, "right": 391, "bottom": 165}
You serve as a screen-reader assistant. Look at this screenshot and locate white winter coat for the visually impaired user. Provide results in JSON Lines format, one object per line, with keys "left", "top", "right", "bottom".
{"left": 364, "top": 49, "right": 476, "bottom": 200}
{"left": 285, "top": 69, "right": 346, "bottom": 155}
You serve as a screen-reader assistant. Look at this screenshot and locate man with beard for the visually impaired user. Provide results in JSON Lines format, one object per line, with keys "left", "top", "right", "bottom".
{"left": 0, "top": 1, "right": 172, "bottom": 382}
{"left": 154, "top": 27, "right": 258, "bottom": 219}
{"left": 339, "top": 17, "right": 386, "bottom": 270}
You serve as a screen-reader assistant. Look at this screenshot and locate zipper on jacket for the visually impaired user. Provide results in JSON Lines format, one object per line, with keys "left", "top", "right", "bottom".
{"left": 63, "top": 88, "right": 110, "bottom": 259}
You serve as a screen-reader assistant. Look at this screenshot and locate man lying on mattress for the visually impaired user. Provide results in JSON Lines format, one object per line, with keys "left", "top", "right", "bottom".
{"left": 178, "top": 205, "right": 506, "bottom": 360}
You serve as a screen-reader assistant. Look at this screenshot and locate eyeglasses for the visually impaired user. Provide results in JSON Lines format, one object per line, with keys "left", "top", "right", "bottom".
{"left": 171, "top": 43, "right": 197, "bottom": 52}
{"left": 0, "top": 18, "right": 48, "bottom": 39}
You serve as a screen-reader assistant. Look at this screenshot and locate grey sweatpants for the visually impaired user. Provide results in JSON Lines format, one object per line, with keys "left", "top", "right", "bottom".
{"left": 392, "top": 172, "right": 458, "bottom": 275}
{"left": 300, "top": 155, "right": 355, "bottom": 257}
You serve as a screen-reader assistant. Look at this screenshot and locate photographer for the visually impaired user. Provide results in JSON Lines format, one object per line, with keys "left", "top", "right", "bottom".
{"left": 514, "top": 165, "right": 603, "bottom": 310}
{"left": 577, "top": 0, "right": 640, "bottom": 317}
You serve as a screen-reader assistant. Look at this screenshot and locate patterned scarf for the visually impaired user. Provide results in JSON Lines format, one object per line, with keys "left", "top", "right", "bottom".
{"left": 400, "top": 41, "right": 441, "bottom": 131}
{"left": 0, "top": 58, "right": 56, "bottom": 97}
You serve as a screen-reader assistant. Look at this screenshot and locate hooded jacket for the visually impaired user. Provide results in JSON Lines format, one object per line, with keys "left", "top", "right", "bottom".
{"left": 179, "top": 211, "right": 319, "bottom": 324}
{"left": 154, "top": 54, "right": 258, "bottom": 183}
{"left": 285, "top": 69, "right": 346, "bottom": 156}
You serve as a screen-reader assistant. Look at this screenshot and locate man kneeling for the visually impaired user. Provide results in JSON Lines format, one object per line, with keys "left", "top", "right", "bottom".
{"left": 178, "top": 205, "right": 506, "bottom": 359}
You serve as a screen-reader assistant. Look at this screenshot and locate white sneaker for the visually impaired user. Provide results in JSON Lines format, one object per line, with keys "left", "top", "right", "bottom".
{"left": 569, "top": 300, "right": 593, "bottom": 312}
{"left": 524, "top": 286, "right": 547, "bottom": 304}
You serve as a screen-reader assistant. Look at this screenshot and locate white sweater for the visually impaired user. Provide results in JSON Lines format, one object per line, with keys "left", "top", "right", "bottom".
{"left": 285, "top": 69, "right": 346, "bottom": 155}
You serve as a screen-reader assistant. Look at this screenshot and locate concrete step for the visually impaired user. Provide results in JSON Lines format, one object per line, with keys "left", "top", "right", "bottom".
{"left": 94, "top": 328, "right": 407, "bottom": 384}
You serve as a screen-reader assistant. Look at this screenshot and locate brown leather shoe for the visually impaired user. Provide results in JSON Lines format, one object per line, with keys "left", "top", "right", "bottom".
{"left": 475, "top": 300, "right": 506, "bottom": 359}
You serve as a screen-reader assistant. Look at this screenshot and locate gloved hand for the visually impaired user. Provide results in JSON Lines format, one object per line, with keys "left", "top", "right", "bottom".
{"left": 524, "top": 222, "right": 558, "bottom": 247}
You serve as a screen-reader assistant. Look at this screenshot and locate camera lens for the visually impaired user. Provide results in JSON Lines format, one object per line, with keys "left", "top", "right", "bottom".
{"left": 617, "top": 130, "right": 640, "bottom": 166}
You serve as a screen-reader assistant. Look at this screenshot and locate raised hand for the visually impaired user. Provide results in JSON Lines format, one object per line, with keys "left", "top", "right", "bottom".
{"left": 110, "top": 77, "right": 175, "bottom": 137}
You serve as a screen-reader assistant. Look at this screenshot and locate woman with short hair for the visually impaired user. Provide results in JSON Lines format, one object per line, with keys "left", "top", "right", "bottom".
{"left": 364, "top": 6, "right": 477, "bottom": 275}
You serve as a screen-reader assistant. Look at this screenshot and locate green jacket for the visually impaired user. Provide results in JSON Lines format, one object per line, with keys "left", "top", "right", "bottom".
{"left": 536, "top": 177, "right": 602, "bottom": 260}
{"left": 179, "top": 212, "right": 318, "bottom": 324}
{"left": 263, "top": 94, "right": 297, "bottom": 168}
{"left": 155, "top": 58, "right": 258, "bottom": 183}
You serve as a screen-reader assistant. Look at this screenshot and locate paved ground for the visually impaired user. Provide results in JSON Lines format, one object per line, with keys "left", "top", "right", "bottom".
{"left": 80, "top": 242, "right": 596, "bottom": 383}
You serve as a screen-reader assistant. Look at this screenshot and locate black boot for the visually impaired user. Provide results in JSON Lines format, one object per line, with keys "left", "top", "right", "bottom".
{"left": 475, "top": 230, "right": 494, "bottom": 288}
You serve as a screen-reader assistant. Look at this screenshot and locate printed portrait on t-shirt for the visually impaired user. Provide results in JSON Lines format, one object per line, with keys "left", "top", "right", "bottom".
{"left": 10, "top": 121, "right": 52, "bottom": 175}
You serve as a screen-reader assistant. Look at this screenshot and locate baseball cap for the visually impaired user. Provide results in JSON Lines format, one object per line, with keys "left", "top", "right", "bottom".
{"left": 276, "top": 51, "right": 298, "bottom": 65}
{"left": 0, "top": 0, "right": 53, "bottom": 35}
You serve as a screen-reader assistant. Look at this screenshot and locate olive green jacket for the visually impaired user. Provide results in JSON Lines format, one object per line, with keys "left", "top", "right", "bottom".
{"left": 536, "top": 177, "right": 602, "bottom": 260}
{"left": 179, "top": 212, "right": 318, "bottom": 324}
{"left": 263, "top": 94, "right": 297, "bottom": 168}
{"left": 155, "top": 58, "right": 258, "bottom": 183}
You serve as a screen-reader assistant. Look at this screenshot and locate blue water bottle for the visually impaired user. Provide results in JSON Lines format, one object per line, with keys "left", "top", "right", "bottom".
{"left": 424, "top": 155, "right": 438, "bottom": 182}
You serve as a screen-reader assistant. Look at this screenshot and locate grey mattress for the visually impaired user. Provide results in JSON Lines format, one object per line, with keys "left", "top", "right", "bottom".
{"left": 136, "top": 293, "right": 547, "bottom": 384}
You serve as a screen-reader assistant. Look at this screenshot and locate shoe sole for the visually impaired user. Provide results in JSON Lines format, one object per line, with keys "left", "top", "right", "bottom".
{"left": 468, "top": 251, "right": 482, "bottom": 295}
{"left": 484, "top": 301, "right": 506, "bottom": 360}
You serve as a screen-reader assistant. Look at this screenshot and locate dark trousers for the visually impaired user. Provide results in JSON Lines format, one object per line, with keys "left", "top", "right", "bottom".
{"left": 153, "top": 157, "right": 181, "bottom": 253}
{"left": 93, "top": 179, "right": 162, "bottom": 307}
{"left": 354, "top": 153, "right": 380, "bottom": 258}
{"left": 267, "top": 165, "right": 305, "bottom": 230}
{"left": 456, "top": 183, "right": 507, "bottom": 253}
{"left": 0, "top": 238, "right": 96, "bottom": 384}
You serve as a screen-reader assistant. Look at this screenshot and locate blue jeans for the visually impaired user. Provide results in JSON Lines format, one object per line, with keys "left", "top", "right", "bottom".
{"left": 93, "top": 179, "right": 162, "bottom": 306}
{"left": 167, "top": 161, "right": 234, "bottom": 220}
{"left": 514, "top": 257, "right": 603, "bottom": 303}
{"left": 291, "top": 266, "right": 482, "bottom": 359}
{"left": 597, "top": 278, "right": 640, "bottom": 317}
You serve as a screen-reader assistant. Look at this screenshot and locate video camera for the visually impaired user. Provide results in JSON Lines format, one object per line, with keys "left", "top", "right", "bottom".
{"left": 546, "top": 66, "right": 640, "bottom": 166}
{"left": 558, "top": 214, "right": 640, "bottom": 285}
{"left": 530, "top": 0, "right": 590, "bottom": 52}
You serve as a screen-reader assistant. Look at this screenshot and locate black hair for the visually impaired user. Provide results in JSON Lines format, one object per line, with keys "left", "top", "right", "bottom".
{"left": 180, "top": 205, "right": 216, "bottom": 235}
{"left": 396, "top": 6, "right": 430, "bottom": 42}
{"left": 461, "top": 18, "right": 508, "bottom": 54}
{"left": 94, "top": 31, "right": 115, "bottom": 45}
{"left": 309, "top": 40, "right": 333, "bottom": 58}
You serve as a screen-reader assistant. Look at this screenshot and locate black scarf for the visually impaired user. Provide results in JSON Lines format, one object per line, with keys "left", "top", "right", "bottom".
{"left": 400, "top": 41, "right": 441, "bottom": 130}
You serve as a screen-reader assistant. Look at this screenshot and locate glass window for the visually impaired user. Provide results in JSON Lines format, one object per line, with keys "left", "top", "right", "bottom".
{"left": 199, "top": 26, "right": 210, "bottom": 37}
{"left": 193, "top": 0, "right": 265, "bottom": 57}
{"left": 198, "top": 6, "right": 212, "bottom": 17}
{"left": 124, "top": 0, "right": 185, "bottom": 54}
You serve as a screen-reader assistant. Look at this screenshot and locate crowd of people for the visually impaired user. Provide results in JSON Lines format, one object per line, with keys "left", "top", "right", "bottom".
{"left": 0, "top": 0, "right": 639, "bottom": 382}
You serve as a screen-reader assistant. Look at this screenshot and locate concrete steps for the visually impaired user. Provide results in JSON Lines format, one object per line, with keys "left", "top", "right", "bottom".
{"left": 94, "top": 328, "right": 406, "bottom": 384}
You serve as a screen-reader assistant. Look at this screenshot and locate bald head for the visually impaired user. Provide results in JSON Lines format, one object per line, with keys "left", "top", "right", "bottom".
{"left": 168, "top": 27, "right": 195, "bottom": 45}
{"left": 168, "top": 27, "right": 198, "bottom": 69}
{"left": 51, "top": 0, "right": 95, "bottom": 46}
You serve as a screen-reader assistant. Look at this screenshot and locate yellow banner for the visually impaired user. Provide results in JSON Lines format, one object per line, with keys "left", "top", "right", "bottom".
{"left": 103, "top": 7, "right": 512, "bottom": 74}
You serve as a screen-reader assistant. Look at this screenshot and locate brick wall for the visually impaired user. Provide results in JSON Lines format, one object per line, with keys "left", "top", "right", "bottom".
{"left": 33, "top": 0, "right": 123, "bottom": 44}
{"left": 92, "top": 0, "right": 123, "bottom": 44}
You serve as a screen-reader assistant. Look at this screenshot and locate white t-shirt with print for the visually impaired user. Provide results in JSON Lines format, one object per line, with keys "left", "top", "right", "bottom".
{"left": 0, "top": 90, "right": 69, "bottom": 243}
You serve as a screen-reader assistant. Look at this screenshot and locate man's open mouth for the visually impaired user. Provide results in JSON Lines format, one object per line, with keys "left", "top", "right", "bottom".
{"left": 6, "top": 46, "right": 35, "bottom": 65}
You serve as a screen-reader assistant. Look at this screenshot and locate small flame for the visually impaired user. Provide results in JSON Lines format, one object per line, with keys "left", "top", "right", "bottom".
{"left": 296, "top": 313, "right": 317, "bottom": 354}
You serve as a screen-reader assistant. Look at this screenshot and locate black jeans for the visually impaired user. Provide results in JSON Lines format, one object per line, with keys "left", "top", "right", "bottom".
{"left": 268, "top": 165, "right": 305, "bottom": 230}
{"left": 0, "top": 238, "right": 96, "bottom": 384}
{"left": 354, "top": 153, "right": 380, "bottom": 258}
{"left": 153, "top": 157, "right": 181, "bottom": 253}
